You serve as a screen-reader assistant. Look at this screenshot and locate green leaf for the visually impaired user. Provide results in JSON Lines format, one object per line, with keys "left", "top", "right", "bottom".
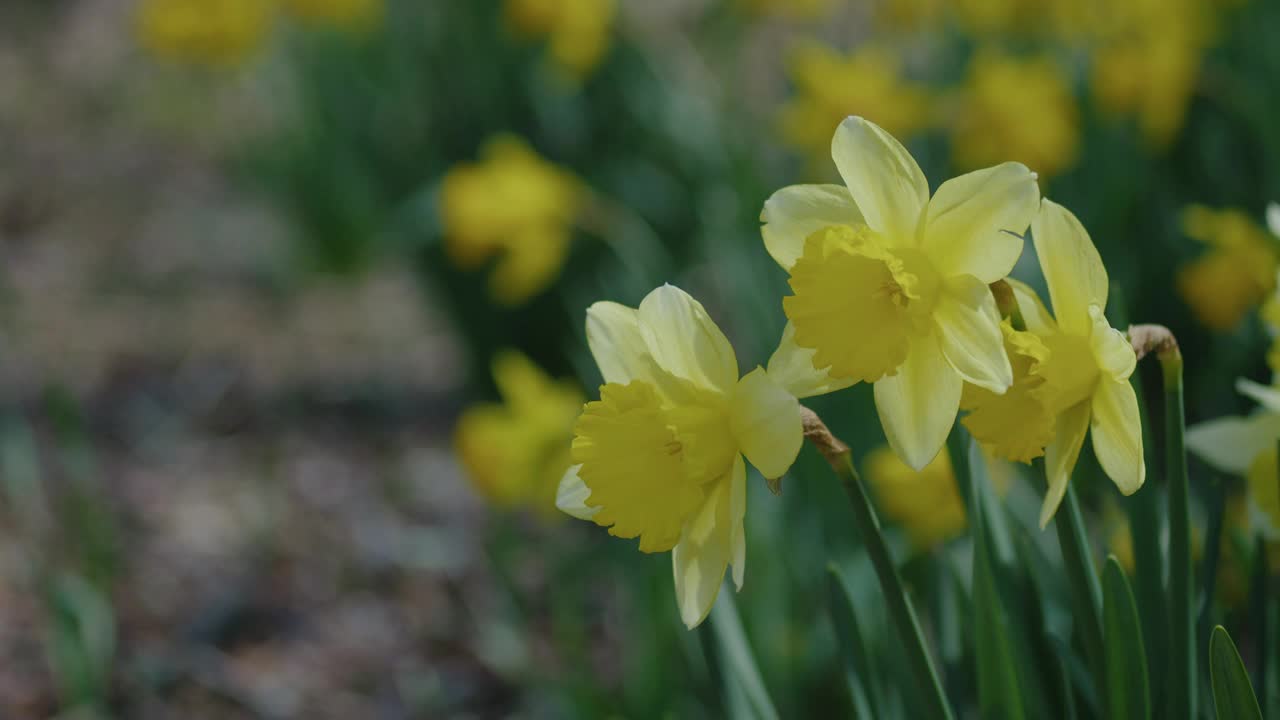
{"left": 706, "top": 588, "right": 780, "bottom": 720}
{"left": 828, "top": 563, "right": 882, "bottom": 719}
{"left": 1103, "top": 556, "right": 1151, "bottom": 720}
{"left": 1209, "top": 626, "right": 1263, "bottom": 720}
{"left": 971, "top": 481, "right": 1027, "bottom": 720}
{"left": 1160, "top": 349, "right": 1197, "bottom": 720}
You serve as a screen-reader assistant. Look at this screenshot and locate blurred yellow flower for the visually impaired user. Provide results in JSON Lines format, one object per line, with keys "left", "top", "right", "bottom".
{"left": 505, "top": 0, "right": 614, "bottom": 79}
{"left": 968, "top": 201, "right": 1145, "bottom": 527}
{"left": 950, "top": 51, "right": 1079, "bottom": 180}
{"left": 1088, "top": 0, "right": 1210, "bottom": 148}
{"left": 1176, "top": 205, "right": 1278, "bottom": 331}
{"left": 762, "top": 116, "right": 1039, "bottom": 470}
{"left": 439, "top": 136, "right": 583, "bottom": 305}
{"left": 137, "top": 0, "right": 272, "bottom": 67}
{"left": 557, "top": 285, "right": 804, "bottom": 628}
{"left": 865, "top": 444, "right": 1011, "bottom": 549}
{"left": 280, "top": 0, "right": 383, "bottom": 29}
{"left": 455, "top": 351, "right": 583, "bottom": 514}
{"left": 779, "top": 44, "right": 931, "bottom": 175}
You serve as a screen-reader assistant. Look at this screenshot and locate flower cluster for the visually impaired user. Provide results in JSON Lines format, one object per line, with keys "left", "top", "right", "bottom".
{"left": 779, "top": 0, "right": 1228, "bottom": 179}
{"left": 556, "top": 117, "right": 1146, "bottom": 626}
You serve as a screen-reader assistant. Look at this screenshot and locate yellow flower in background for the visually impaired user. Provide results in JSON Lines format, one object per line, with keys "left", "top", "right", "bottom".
{"left": 973, "top": 200, "right": 1144, "bottom": 527}
{"left": 455, "top": 351, "right": 583, "bottom": 514}
{"left": 1177, "top": 205, "right": 1278, "bottom": 331}
{"left": 440, "top": 136, "right": 583, "bottom": 306}
{"left": 866, "top": 446, "right": 966, "bottom": 548}
{"left": 761, "top": 116, "right": 1039, "bottom": 470}
{"left": 1188, "top": 378, "right": 1280, "bottom": 536}
{"left": 138, "top": 0, "right": 272, "bottom": 67}
{"left": 779, "top": 45, "right": 931, "bottom": 176}
{"left": 1089, "top": 0, "right": 1210, "bottom": 148}
{"left": 505, "top": 0, "right": 615, "bottom": 79}
{"left": 556, "top": 285, "right": 804, "bottom": 628}
{"left": 280, "top": 0, "right": 383, "bottom": 29}
{"left": 949, "top": 51, "right": 1079, "bottom": 180}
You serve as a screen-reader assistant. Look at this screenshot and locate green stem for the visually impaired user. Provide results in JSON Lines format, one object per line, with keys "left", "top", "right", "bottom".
{"left": 1055, "top": 484, "right": 1107, "bottom": 703}
{"left": 1161, "top": 346, "right": 1196, "bottom": 720}
{"left": 833, "top": 453, "right": 955, "bottom": 720}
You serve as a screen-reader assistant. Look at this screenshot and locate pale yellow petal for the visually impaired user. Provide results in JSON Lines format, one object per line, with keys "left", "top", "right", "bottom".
{"left": 761, "top": 184, "right": 864, "bottom": 270}
{"left": 933, "top": 275, "right": 1013, "bottom": 393}
{"left": 1237, "top": 378, "right": 1280, "bottom": 413}
{"left": 1267, "top": 202, "right": 1280, "bottom": 239}
{"left": 922, "top": 162, "right": 1039, "bottom": 283}
{"left": 730, "top": 367, "right": 803, "bottom": 480}
{"left": 1186, "top": 412, "right": 1280, "bottom": 475}
{"left": 672, "top": 469, "right": 735, "bottom": 629}
{"left": 1088, "top": 305, "right": 1137, "bottom": 381}
{"left": 638, "top": 285, "right": 738, "bottom": 393}
{"left": 555, "top": 465, "right": 600, "bottom": 520}
{"left": 1090, "top": 378, "right": 1145, "bottom": 495}
{"left": 1031, "top": 199, "right": 1108, "bottom": 335}
{"left": 1039, "top": 400, "right": 1091, "bottom": 528}
{"left": 1006, "top": 278, "right": 1058, "bottom": 334}
{"left": 831, "top": 116, "right": 929, "bottom": 244}
{"left": 764, "top": 322, "right": 857, "bottom": 399}
{"left": 586, "top": 301, "right": 648, "bottom": 385}
{"left": 874, "top": 336, "right": 962, "bottom": 471}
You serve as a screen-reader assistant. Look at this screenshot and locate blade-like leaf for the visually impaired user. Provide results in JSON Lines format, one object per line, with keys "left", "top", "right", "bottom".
{"left": 972, "top": 482, "right": 1027, "bottom": 720}
{"left": 1103, "top": 556, "right": 1151, "bottom": 720}
{"left": 1209, "top": 626, "right": 1262, "bottom": 720}
{"left": 707, "top": 587, "right": 780, "bottom": 720}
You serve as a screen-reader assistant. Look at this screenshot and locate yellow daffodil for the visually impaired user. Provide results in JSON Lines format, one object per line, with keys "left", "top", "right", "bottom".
{"left": 965, "top": 200, "right": 1144, "bottom": 526}
{"left": 137, "top": 0, "right": 272, "bottom": 67}
{"left": 1088, "top": 0, "right": 1209, "bottom": 148}
{"left": 863, "top": 445, "right": 1012, "bottom": 549}
{"left": 280, "top": 0, "right": 383, "bottom": 29}
{"left": 779, "top": 45, "right": 931, "bottom": 177}
{"left": 1177, "top": 205, "right": 1279, "bottom": 331}
{"left": 1187, "top": 378, "right": 1280, "bottom": 536}
{"left": 439, "top": 136, "right": 583, "bottom": 305}
{"left": 761, "top": 116, "right": 1039, "bottom": 470}
{"left": 949, "top": 51, "right": 1079, "bottom": 180}
{"left": 556, "top": 285, "right": 804, "bottom": 628}
{"left": 455, "top": 351, "right": 584, "bottom": 515}
{"left": 505, "top": 0, "right": 614, "bottom": 80}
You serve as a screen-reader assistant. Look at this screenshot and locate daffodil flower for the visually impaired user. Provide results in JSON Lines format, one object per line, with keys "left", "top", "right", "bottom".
{"left": 556, "top": 285, "right": 803, "bottom": 628}
{"left": 1187, "top": 378, "right": 1280, "bottom": 537}
{"left": 988, "top": 200, "right": 1145, "bottom": 526}
{"left": 761, "top": 116, "right": 1039, "bottom": 470}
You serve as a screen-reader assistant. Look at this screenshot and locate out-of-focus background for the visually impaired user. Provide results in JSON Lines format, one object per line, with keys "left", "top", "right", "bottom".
{"left": 3, "top": 0, "right": 1280, "bottom": 717}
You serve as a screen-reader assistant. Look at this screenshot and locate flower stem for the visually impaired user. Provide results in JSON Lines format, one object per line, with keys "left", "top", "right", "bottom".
{"left": 835, "top": 452, "right": 955, "bottom": 720}
{"left": 1055, "top": 484, "right": 1107, "bottom": 701}
{"left": 1159, "top": 344, "right": 1196, "bottom": 720}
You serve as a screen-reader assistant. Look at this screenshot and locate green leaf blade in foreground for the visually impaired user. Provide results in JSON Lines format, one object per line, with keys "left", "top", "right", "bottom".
{"left": 706, "top": 587, "right": 780, "bottom": 720}
{"left": 966, "top": 449, "right": 1026, "bottom": 720}
{"left": 1103, "top": 556, "right": 1150, "bottom": 720}
{"left": 1209, "top": 626, "right": 1263, "bottom": 720}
